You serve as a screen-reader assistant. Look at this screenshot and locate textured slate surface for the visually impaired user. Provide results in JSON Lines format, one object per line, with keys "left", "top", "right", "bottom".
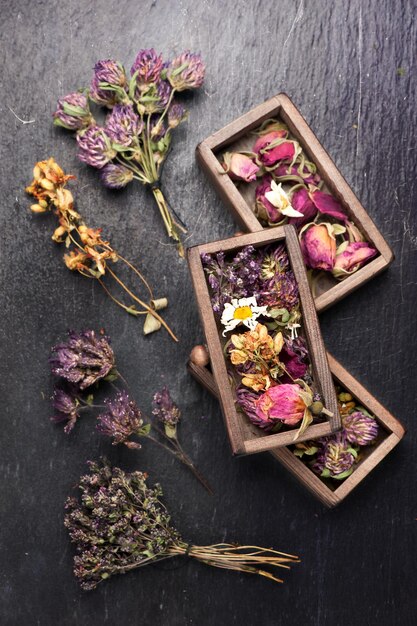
{"left": 1, "top": 0, "right": 416, "bottom": 624}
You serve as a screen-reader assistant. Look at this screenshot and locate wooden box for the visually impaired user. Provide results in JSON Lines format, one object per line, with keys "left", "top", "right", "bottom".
{"left": 196, "top": 93, "right": 394, "bottom": 313}
{"left": 187, "top": 226, "right": 340, "bottom": 455}
{"left": 188, "top": 355, "right": 405, "bottom": 507}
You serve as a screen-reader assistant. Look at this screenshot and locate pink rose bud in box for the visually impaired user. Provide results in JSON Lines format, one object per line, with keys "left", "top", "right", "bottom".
{"left": 332, "top": 242, "right": 377, "bottom": 278}
{"left": 255, "top": 176, "right": 282, "bottom": 222}
{"left": 222, "top": 152, "right": 260, "bottom": 182}
{"left": 255, "top": 384, "right": 311, "bottom": 428}
{"left": 300, "top": 223, "right": 336, "bottom": 271}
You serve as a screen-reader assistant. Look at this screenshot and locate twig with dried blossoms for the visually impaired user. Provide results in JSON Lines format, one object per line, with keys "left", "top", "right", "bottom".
{"left": 96, "top": 388, "right": 213, "bottom": 494}
{"left": 26, "top": 158, "right": 177, "bottom": 340}
{"left": 65, "top": 460, "right": 299, "bottom": 590}
{"left": 52, "top": 49, "right": 205, "bottom": 257}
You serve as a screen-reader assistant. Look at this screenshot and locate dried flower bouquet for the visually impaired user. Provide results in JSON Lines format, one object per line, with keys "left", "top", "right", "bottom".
{"left": 220, "top": 119, "right": 377, "bottom": 291}
{"left": 53, "top": 49, "right": 205, "bottom": 256}
{"left": 202, "top": 243, "right": 333, "bottom": 439}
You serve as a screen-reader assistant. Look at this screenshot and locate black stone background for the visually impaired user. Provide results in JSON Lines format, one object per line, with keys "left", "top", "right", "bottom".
{"left": 1, "top": 1, "right": 416, "bottom": 624}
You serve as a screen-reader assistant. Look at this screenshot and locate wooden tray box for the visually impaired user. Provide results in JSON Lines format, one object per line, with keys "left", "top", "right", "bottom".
{"left": 187, "top": 226, "right": 340, "bottom": 455}
{"left": 196, "top": 93, "right": 394, "bottom": 313}
{"left": 188, "top": 355, "right": 405, "bottom": 507}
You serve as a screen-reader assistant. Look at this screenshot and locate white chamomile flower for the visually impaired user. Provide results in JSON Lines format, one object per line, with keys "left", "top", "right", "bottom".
{"left": 220, "top": 297, "right": 269, "bottom": 336}
{"left": 265, "top": 180, "right": 304, "bottom": 218}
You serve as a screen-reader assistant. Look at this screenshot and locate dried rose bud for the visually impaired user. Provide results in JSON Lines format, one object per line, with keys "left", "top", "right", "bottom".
{"left": 273, "top": 163, "right": 321, "bottom": 186}
{"left": 223, "top": 152, "right": 260, "bottom": 182}
{"left": 255, "top": 383, "right": 311, "bottom": 427}
{"left": 53, "top": 92, "right": 94, "bottom": 131}
{"left": 308, "top": 189, "right": 347, "bottom": 223}
{"left": 253, "top": 129, "right": 288, "bottom": 155}
{"left": 167, "top": 51, "right": 205, "bottom": 91}
{"left": 76, "top": 126, "right": 117, "bottom": 169}
{"left": 255, "top": 176, "right": 282, "bottom": 222}
{"left": 100, "top": 163, "right": 134, "bottom": 189}
{"left": 105, "top": 103, "right": 143, "bottom": 146}
{"left": 287, "top": 187, "right": 318, "bottom": 227}
{"left": 342, "top": 411, "right": 378, "bottom": 446}
{"left": 300, "top": 223, "right": 336, "bottom": 271}
{"left": 332, "top": 242, "right": 377, "bottom": 278}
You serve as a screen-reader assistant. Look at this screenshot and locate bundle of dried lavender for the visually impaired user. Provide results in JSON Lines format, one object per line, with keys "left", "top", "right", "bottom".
{"left": 65, "top": 460, "right": 299, "bottom": 590}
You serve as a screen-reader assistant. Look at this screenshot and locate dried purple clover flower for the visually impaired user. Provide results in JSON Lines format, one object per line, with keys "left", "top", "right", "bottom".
{"left": 51, "top": 387, "right": 80, "bottom": 433}
{"left": 76, "top": 126, "right": 117, "bottom": 169}
{"left": 342, "top": 410, "right": 378, "bottom": 446}
{"left": 53, "top": 92, "right": 94, "bottom": 130}
{"left": 90, "top": 59, "right": 128, "bottom": 107}
{"left": 167, "top": 51, "right": 205, "bottom": 91}
{"left": 96, "top": 391, "right": 147, "bottom": 449}
{"left": 100, "top": 163, "right": 134, "bottom": 189}
{"left": 138, "top": 80, "right": 172, "bottom": 114}
{"left": 130, "top": 48, "right": 163, "bottom": 85}
{"left": 168, "top": 103, "right": 186, "bottom": 128}
{"left": 50, "top": 330, "right": 116, "bottom": 390}
{"left": 65, "top": 460, "right": 298, "bottom": 590}
{"left": 105, "top": 103, "right": 143, "bottom": 146}
{"left": 259, "top": 271, "right": 299, "bottom": 311}
{"left": 313, "top": 433, "right": 357, "bottom": 479}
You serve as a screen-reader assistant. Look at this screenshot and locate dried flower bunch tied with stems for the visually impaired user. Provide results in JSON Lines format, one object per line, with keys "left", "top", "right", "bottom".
{"left": 202, "top": 243, "right": 333, "bottom": 439}
{"left": 53, "top": 49, "right": 205, "bottom": 256}
{"left": 65, "top": 459, "right": 299, "bottom": 590}
{"left": 293, "top": 387, "right": 379, "bottom": 480}
{"left": 26, "top": 158, "right": 177, "bottom": 340}
{"left": 221, "top": 119, "right": 377, "bottom": 291}
{"left": 50, "top": 329, "right": 210, "bottom": 492}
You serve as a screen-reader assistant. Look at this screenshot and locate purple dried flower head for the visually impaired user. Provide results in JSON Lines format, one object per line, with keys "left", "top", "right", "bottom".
{"left": 259, "top": 272, "right": 299, "bottom": 311}
{"left": 139, "top": 80, "right": 172, "bottom": 114}
{"left": 313, "top": 433, "right": 356, "bottom": 478}
{"left": 152, "top": 387, "right": 181, "bottom": 426}
{"left": 168, "top": 103, "right": 187, "bottom": 129}
{"left": 76, "top": 126, "right": 117, "bottom": 169}
{"left": 51, "top": 387, "right": 79, "bottom": 433}
{"left": 279, "top": 340, "right": 308, "bottom": 382}
{"left": 50, "top": 330, "right": 115, "bottom": 390}
{"left": 96, "top": 391, "right": 144, "bottom": 447}
{"left": 53, "top": 92, "right": 94, "bottom": 131}
{"left": 89, "top": 59, "right": 128, "bottom": 107}
{"left": 130, "top": 48, "right": 163, "bottom": 85}
{"left": 236, "top": 386, "right": 270, "bottom": 428}
{"left": 167, "top": 51, "right": 205, "bottom": 91}
{"left": 105, "top": 103, "right": 143, "bottom": 146}
{"left": 342, "top": 411, "right": 378, "bottom": 446}
{"left": 150, "top": 116, "right": 167, "bottom": 140}
{"left": 100, "top": 163, "right": 134, "bottom": 189}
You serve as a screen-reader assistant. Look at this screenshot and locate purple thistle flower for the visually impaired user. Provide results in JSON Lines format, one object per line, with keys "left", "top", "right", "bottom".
{"left": 343, "top": 411, "right": 379, "bottom": 446}
{"left": 89, "top": 59, "right": 128, "bottom": 107}
{"left": 53, "top": 92, "right": 93, "bottom": 131}
{"left": 51, "top": 387, "right": 80, "bottom": 434}
{"left": 167, "top": 51, "right": 205, "bottom": 91}
{"left": 50, "top": 330, "right": 115, "bottom": 390}
{"left": 168, "top": 103, "right": 186, "bottom": 128}
{"left": 100, "top": 163, "right": 134, "bottom": 189}
{"left": 313, "top": 433, "right": 356, "bottom": 479}
{"left": 76, "top": 126, "right": 117, "bottom": 169}
{"left": 130, "top": 48, "right": 163, "bottom": 85}
{"left": 105, "top": 103, "right": 143, "bottom": 146}
{"left": 152, "top": 387, "right": 180, "bottom": 426}
{"left": 96, "top": 391, "right": 144, "bottom": 447}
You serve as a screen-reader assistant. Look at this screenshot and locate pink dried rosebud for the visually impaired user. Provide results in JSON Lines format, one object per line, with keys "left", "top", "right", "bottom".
{"left": 309, "top": 189, "right": 347, "bottom": 223}
{"left": 288, "top": 187, "right": 318, "bottom": 227}
{"left": 343, "top": 410, "right": 379, "bottom": 446}
{"left": 255, "top": 383, "right": 310, "bottom": 427}
{"left": 223, "top": 152, "right": 260, "bottom": 182}
{"left": 332, "top": 242, "right": 377, "bottom": 278}
{"left": 300, "top": 223, "right": 336, "bottom": 271}
{"left": 257, "top": 140, "right": 298, "bottom": 168}
{"left": 253, "top": 129, "right": 287, "bottom": 155}
{"left": 255, "top": 176, "right": 282, "bottom": 222}
{"left": 274, "top": 163, "right": 321, "bottom": 186}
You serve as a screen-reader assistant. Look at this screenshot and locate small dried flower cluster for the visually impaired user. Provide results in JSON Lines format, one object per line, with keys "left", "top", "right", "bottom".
{"left": 221, "top": 120, "right": 377, "bottom": 282}
{"left": 65, "top": 459, "right": 298, "bottom": 590}
{"left": 49, "top": 330, "right": 210, "bottom": 491}
{"left": 293, "top": 389, "right": 379, "bottom": 480}
{"left": 53, "top": 49, "right": 205, "bottom": 255}
{"left": 203, "top": 243, "right": 331, "bottom": 439}
{"left": 26, "top": 159, "right": 176, "bottom": 340}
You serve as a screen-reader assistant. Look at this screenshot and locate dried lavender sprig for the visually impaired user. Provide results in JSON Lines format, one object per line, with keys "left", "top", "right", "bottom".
{"left": 65, "top": 460, "right": 299, "bottom": 590}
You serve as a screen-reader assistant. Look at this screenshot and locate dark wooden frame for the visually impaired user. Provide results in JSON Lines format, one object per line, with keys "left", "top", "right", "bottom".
{"left": 188, "top": 354, "right": 405, "bottom": 507}
{"left": 196, "top": 93, "right": 394, "bottom": 313}
{"left": 187, "top": 225, "right": 340, "bottom": 455}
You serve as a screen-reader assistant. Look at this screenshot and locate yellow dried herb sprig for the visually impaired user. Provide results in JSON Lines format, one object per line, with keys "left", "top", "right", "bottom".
{"left": 26, "top": 158, "right": 177, "bottom": 341}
